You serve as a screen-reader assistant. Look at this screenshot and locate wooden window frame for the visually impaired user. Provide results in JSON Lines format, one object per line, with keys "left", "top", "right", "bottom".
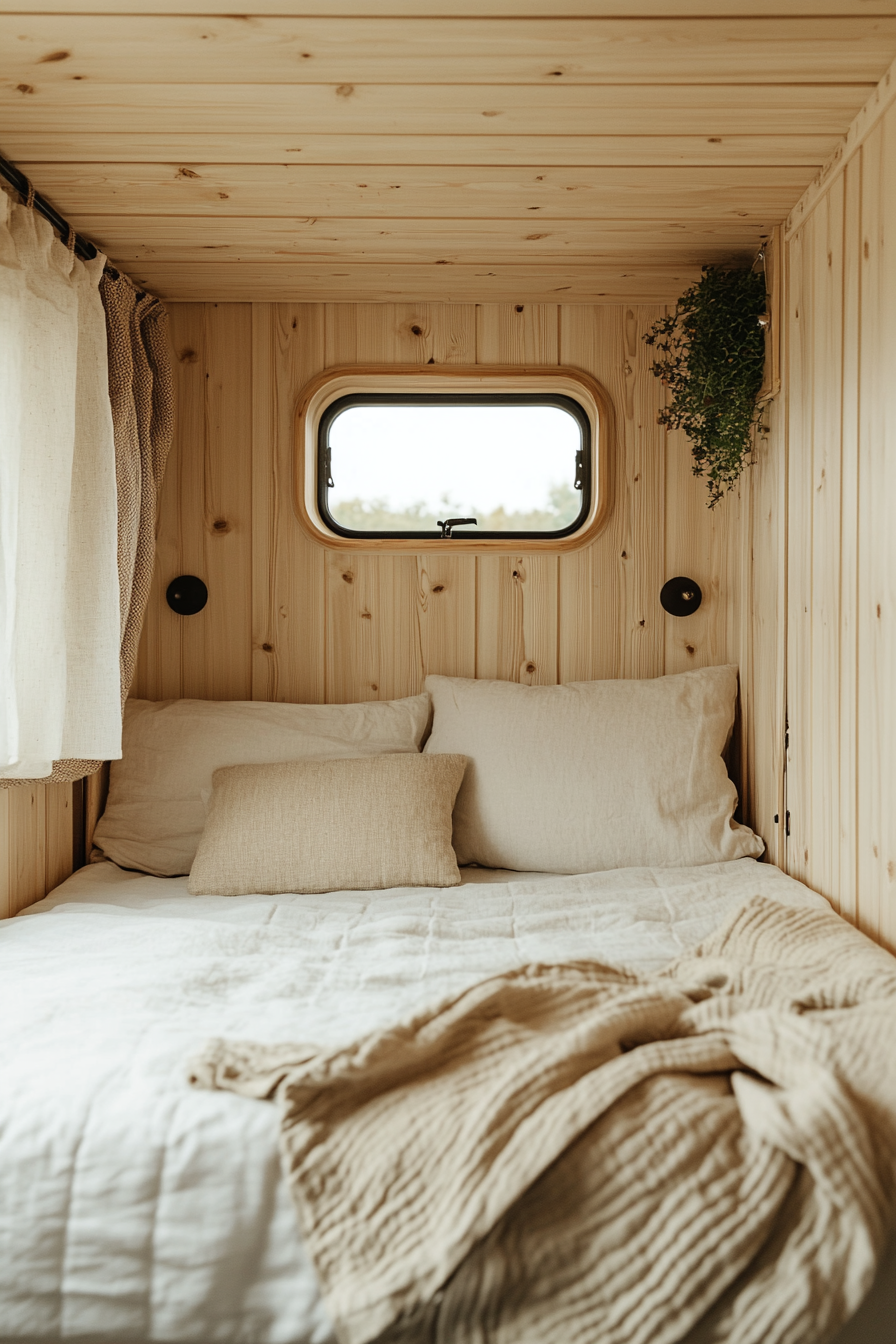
{"left": 294, "top": 364, "right": 614, "bottom": 554}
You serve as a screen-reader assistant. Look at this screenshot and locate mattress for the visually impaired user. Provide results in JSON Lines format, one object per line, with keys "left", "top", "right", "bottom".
{"left": 0, "top": 858, "right": 890, "bottom": 1344}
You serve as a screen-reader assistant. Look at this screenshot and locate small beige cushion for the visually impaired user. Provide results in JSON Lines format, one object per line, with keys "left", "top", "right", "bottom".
{"left": 93, "top": 693, "right": 432, "bottom": 877}
{"left": 424, "top": 668, "right": 763, "bottom": 874}
{"left": 188, "top": 753, "right": 467, "bottom": 896}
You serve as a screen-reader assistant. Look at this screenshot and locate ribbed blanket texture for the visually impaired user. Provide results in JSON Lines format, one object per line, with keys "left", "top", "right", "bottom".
{"left": 190, "top": 895, "right": 896, "bottom": 1344}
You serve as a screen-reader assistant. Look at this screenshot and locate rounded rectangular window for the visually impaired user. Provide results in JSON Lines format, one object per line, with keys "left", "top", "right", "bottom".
{"left": 318, "top": 394, "right": 591, "bottom": 541}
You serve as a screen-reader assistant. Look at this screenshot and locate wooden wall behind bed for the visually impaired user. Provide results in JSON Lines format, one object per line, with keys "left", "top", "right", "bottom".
{"left": 0, "top": 300, "right": 772, "bottom": 920}
{"left": 0, "top": 783, "right": 79, "bottom": 920}
{"left": 129, "top": 297, "right": 763, "bottom": 837}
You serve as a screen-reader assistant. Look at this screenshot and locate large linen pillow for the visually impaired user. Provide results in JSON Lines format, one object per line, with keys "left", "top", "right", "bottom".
{"left": 188, "top": 753, "right": 466, "bottom": 896}
{"left": 93, "top": 694, "right": 431, "bottom": 877}
{"left": 423, "top": 668, "right": 763, "bottom": 874}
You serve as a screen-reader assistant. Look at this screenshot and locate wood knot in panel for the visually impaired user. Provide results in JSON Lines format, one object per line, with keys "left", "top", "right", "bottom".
{"left": 38, "top": 50, "right": 69, "bottom": 62}
{"left": 341, "top": 571, "right": 354, "bottom": 584}
{"left": 212, "top": 518, "right": 231, "bottom": 533}
{"left": 261, "top": 643, "right": 273, "bottom": 653}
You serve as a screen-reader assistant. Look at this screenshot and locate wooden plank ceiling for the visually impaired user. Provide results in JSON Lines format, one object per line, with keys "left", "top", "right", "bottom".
{"left": 2, "top": 2, "right": 896, "bottom": 303}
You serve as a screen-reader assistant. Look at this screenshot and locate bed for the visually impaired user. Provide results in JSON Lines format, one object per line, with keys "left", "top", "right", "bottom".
{"left": 1, "top": 670, "right": 894, "bottom": 1342}
{"left": 0, "top": 858, "right": 892, "bottom": 1344}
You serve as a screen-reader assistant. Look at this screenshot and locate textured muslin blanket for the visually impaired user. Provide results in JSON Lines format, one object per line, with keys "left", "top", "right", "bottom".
{"left": 192, "top": 896, "right": 896, "bottom": 1344}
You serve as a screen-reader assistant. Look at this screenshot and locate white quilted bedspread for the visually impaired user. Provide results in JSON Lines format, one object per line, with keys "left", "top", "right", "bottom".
{"left": 0, "top": 859, "right": 842, "bottom": 1342}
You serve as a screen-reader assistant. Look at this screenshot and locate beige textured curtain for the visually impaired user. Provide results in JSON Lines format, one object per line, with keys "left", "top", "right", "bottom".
{"left": 2, "top": 266, "right": 174, "bottom": 786}
{"left": 101, "top": 268, "right": 175, "bottom": 718}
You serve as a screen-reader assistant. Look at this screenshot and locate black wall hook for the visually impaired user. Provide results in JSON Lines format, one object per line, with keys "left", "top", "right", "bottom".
{"left": 166, "top": 575, "right": 208, "bottom": 616}
{"left": 660, "top": 576, "right": 702, "bottom": 618}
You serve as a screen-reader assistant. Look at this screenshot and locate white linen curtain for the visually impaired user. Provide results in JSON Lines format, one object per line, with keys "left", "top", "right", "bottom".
{"left": 0, "top": 191, "right": 121, "bottom": 779}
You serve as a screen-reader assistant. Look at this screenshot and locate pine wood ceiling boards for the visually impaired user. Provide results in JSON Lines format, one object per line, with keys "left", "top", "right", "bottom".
{"left": 2, "top": 4, "right": 896, "bottom": 303}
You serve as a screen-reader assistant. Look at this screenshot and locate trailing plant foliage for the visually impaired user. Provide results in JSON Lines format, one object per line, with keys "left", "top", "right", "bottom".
{"left": 644, "top": 265, "right": 767, "bottom": 507}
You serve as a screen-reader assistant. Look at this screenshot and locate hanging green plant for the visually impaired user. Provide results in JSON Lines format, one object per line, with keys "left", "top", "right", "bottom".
{"left": 644, "top": 264, "right": 767, "bottom": 508}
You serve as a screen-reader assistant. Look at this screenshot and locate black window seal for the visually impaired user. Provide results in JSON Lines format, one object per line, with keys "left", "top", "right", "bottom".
{"left": 317, "top": 392, "right": 593, "bottom": 542}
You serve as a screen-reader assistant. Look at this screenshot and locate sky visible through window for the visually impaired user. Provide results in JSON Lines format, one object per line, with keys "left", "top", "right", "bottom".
{"left": 327, "top": 403, "right": 583, "bottom": 533}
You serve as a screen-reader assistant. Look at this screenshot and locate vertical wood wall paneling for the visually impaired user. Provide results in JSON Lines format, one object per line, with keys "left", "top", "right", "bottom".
{"left": 616, "top": 307, "right": 666, "bottom": 681}
{"left": 389, "top": 307, "right": 478, "bottom": 689}
{"left": 181, "top": 304, "right": 254, "bottom": 700}
{"left": 737, "top": 224, "right": 785, "bottom": 854}
{"left": 662, "top": 404, "right": 752, "bottom": 811}
{"left": 134, "top": 299, "right": 748, "bottom": 730}
{"left": 0, "top": 793, "right": 8, "bottom": 920}
{"left": 44, "top": 783, "right": 75, "bottom": 896}
{"left": 777, "top": 74, "right": 896, "bottom": 951}
{"left": 877, "top": 103, "right": 896, "bottom": 953}
{"left": 0, "top": 782, "right": 77, "bottom": 918}
{"left": 784, "top": 218, "right": 811, "bottom": 888}
{"left": 808, "top": 177, "right": 845, "bottom": 910}
{"left": 322, "top": 304, "right": 479, "bottom": 703}
{"left": 324, "top": 306, "right": 414, "bottom": 705}
{"left": 129, "top": 298, "right": 754, "bottom": 890}
{"left": 856, "top": 112, "right": 894, "bottom": 946}
{"left": 140, "top": 299, "right": 741, "bottom": 710}
{"left": 476, "top": 304, "right": 559, "bottom": 686}
{"left": 251, "top": 303, "right": 328, "bottom": 705}
{"left": 557, "top": 307, "right": 623, "bottom": 684}
{"left": 84, "top": 765, "right": 110, "bottom": 860}
{"left": 837, "top": 156, "right": 861, "bottom": 927}
{"left": 133, "top": 304, "right": 255, "bottom": 701}
{"left": 744, "top": 390, "right": 787, "bottom": 868}
{"left": 663, "top": 436, "right": 739, "bottom": 677}
{"left": 8, "top": 788, "right": 46, "bottom": 916}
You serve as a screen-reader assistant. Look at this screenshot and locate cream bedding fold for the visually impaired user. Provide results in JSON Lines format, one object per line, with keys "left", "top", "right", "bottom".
{"left": 192, "top": 896, "right": 896, "bottom": 1344}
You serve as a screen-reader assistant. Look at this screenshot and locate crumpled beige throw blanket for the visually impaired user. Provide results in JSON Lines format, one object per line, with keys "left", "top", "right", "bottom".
{"left": 189, "top": 896, "right": 896, "bottom": 1344}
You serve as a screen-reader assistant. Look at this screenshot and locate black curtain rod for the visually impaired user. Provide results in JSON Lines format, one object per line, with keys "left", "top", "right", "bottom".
{"left": 0, "top": 152, "right": 98, "bottom": 262}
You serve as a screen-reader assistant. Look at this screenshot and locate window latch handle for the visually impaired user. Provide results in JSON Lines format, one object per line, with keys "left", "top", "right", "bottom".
{"left": 437, "top": 517, "right": 478, "bottom": 539}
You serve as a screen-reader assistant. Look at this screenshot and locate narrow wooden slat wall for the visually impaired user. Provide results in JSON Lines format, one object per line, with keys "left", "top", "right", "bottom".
{"left": 0, "top": 783, "right": 77, "bottom": 920}
{"left": 769, "top": 66, "right": 896, "bottom": 951}
{"left": 132, "top": 301, "right": 746, "bottom": 698}
{"left": 132, "top": 299, "right": 749, "bottom": 756}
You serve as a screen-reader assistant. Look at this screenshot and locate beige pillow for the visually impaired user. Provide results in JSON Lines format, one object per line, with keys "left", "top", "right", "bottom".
{"left": 93, "top": 694, "right": 432, "bottom": 877}
{"left": 423, "top": 668, "right": 763, "bottom": 874}
{"left": 188, "top": 753, "right": 466, "bottom": 897}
